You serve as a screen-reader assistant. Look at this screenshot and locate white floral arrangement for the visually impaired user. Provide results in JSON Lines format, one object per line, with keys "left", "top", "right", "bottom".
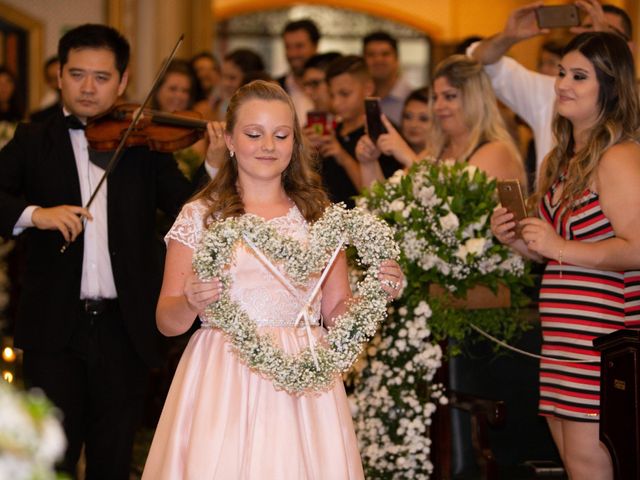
{"left": 192, "top": 203, "right": 399, "bottom": 394}
{"left": 350, "top": 159, "right": 532, "bottom": 479}
{"left": 0, "top": 382, "right": 66, "bottom": 480}
{"left": 350, "top": 300, "right": 446, "bottom": 479}
{"left": 356, "top": 159, "right": 531, "bottom": 342}
{"left": 358, "top": 159, "right": 526, "bottom": 294}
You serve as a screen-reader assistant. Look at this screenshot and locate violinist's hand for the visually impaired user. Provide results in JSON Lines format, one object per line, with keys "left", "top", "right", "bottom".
{"left": 355, "top": 135, "right": 381, "bottom": 165}
{"left": 205, "top": 121, "right": 227, "bottom": 169}
{"left": 376, "top": 115, "right": 417, "bottom": 167}
{"left": 184, "top": 273, "right": 223, "bottom": 314}
{"left": 378, "top": 259, "right": 404, "bottom": 300}
{"left": 32, "top": 205, "right": 93, "bottom": 242}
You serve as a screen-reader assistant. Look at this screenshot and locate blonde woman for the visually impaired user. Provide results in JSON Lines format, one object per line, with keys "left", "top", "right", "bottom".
{"left": 491, "top": 32, "right": 640, "bottom": 479}
{"left": 356, "top": 55, "right": 525, "bottom": 187}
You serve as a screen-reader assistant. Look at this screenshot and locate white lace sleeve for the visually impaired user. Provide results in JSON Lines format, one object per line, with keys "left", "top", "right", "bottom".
{"left": 165, "top": 200, "right": 209, "bottom": 250}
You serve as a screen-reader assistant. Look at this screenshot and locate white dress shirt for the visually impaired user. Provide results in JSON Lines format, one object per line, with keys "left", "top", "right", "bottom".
{"left": 13, "top": 111, "right": 117, "bottom": 299}
{"left": 284, "top": 73, "right": 314, "bottom": 126}
{"left": 467, "top": 42, "right": 556, "bottom": 177}
{"left": 379, "top": 76, "right": 413, "bottom": 127}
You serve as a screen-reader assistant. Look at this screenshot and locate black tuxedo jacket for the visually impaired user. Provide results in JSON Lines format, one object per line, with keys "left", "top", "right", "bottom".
{"left": 0, "top": 109, "right": 193, "bottom": 367}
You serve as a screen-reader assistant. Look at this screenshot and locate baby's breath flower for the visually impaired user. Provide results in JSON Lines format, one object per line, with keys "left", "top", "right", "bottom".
{"left": 351, "top": 158, "right": 531, "bottom": 478}
{"left": 193, "top": 204, "right": 399, "bottom": 394}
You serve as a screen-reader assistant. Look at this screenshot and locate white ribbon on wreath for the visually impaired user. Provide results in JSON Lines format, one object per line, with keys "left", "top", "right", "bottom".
{"left": 243, "top": 233, "right": 344, "bottom": 368}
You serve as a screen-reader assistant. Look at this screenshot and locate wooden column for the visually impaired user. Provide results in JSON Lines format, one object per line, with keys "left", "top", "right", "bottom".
{"left": 106, "top": 0, "right": 215, "bottom": 102}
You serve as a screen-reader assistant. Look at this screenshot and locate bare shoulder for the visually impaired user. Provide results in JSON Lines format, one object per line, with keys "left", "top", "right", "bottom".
{"left": 470, "top": 140, "right": 514, "bottom": 165}
{"left": 599, "top": 141, "right": 640, "bottom": 172}
{"left": 597, "top": 141, "right": 640, "bottom": 194}
{"left": 469, "top": 140, "right": 524, "bottom": 182}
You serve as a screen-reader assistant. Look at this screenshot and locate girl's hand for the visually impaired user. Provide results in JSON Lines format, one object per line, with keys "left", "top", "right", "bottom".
{"left": 184, "top": 273, "right": 223, "bottom": 314}
{"left": 490, "top": 206, "right": 519, "bottom": 245}
{"left": 378, "top": 259, "right": 404, "bottom": 300}
{"left": 519, "top": 217, "right": 565, "bottom": 260}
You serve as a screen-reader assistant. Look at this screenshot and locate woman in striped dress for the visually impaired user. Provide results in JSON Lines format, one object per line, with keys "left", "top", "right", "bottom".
{"left": 491, "top": 32, "right": 640, "bottom": 480}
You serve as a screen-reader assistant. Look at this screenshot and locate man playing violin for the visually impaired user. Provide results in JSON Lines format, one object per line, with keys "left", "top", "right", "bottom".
{"left": 0, "top": 24, "right": 221, "bottom": 479}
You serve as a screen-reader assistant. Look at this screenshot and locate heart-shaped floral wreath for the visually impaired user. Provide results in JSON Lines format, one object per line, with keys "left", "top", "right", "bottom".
{"left": 192, "top": 203, "right": 400, "bottom": 394}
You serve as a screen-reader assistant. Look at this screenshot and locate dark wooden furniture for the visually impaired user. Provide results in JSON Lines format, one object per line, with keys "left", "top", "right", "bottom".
{"left": 593, "top": 329, "right": 640, "bottom": 480}
{"left": 449, "top": 391, "right": 507, "bottom": 479}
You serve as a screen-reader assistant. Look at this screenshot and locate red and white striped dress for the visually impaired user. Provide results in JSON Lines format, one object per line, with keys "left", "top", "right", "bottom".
{"left": 538, "top": 180, "right": 640, "bottom": 422}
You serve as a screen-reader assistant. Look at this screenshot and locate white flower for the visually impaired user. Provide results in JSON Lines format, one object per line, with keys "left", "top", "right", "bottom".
{"left": 463, "top": 164, "right": 478, "bottom": 179}
{"left": 414, "top": 301, "right": 432, "bottom": 318}
{"left": 465, "top": 238, "right": 487, "bottom": 257}
{"left": 442, "top": 158, "right": 456, "bottom": 167}
{"left": 438, "top": 211, "right": 459, "bottom": 231}
{"left": 0, "top": 384, "right": 65, "bottom": 479}
{"left": 389, "top": 199, "right": 405, "bottom": 212}
{"left": 454, "top": 244, "right": 468, "bottom": 261}
{"left": 387, "top": 169, "right": 405, "bottom": 185}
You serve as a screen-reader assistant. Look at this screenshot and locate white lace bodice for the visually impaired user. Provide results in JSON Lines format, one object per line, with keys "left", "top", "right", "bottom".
{"left": 166, "top": 200, "right": 322, "bottom": 327}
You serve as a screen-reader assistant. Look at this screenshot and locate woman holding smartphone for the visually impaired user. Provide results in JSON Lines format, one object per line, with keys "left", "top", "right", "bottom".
{"left": 491, "top": 32, "right": 640, "bottom": 480}
{"left": 356, "top": 56, "right": 525, "bottom": 187}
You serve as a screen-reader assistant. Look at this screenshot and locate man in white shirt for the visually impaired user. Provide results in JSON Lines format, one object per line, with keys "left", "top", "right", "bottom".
{"left": 363, "top": 31, "right": 413, "bottom": 127}
{"left": 0, "top": 24, "right": 215, "bottom": 479}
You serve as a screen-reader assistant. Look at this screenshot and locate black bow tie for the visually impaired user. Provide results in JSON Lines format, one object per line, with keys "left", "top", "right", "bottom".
{"left": 64, "top": 114, "right": 110, "bottom": 170}
{"left": 65, "top": 115, "right": 86, "bottom": 130}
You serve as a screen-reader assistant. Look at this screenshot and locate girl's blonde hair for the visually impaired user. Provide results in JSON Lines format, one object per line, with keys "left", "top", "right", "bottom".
{"left": 194, "top": 80, "right": 329, "bottom": 224}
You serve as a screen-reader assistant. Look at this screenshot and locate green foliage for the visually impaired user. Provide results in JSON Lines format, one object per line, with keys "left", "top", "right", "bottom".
{"left": 359, "top": 160, "right": 533, "bottom": 347}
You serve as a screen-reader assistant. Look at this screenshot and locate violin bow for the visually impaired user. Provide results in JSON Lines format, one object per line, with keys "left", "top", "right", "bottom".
{"left": 61, "top": 34, "right": 184, "bottom": 253}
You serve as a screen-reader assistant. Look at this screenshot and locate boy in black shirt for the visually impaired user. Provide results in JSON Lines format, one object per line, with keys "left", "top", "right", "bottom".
{"left": 306, "top": 55, "right": 401, "bottom": 207}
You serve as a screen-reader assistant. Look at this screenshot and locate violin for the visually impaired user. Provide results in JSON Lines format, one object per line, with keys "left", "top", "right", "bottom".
{"left": 85, "top": 103, "right": 209, "bottom": 152}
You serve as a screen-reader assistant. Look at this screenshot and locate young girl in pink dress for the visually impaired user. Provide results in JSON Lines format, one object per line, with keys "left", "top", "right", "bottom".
{"left": 142, "top": 80, "right": 403, "bottom": 479}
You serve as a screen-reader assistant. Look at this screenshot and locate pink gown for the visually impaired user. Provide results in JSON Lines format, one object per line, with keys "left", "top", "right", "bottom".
{"left": 142, "top": 200, "right": 364, "bottom": 479}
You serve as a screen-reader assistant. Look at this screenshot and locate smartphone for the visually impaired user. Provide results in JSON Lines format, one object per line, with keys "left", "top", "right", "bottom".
{"left": 535, "top": 5, "right": 580, "bottom": 29}
{"left": 307, "top": 111, "right": 331, "bottom": 135}
{"left": 497, "top": 180, "right": 528, "bottom": 238}
{"left": 365, "top": 97, "right": 387, "bottom": 142}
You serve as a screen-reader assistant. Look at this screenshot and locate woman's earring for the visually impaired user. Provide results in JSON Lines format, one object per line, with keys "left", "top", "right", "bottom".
{"left": 229, "top": 150, "right": 235, "bottom": 158}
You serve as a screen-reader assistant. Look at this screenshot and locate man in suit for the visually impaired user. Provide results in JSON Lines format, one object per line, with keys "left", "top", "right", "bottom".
{"left": 0, "top": 24, "right": 202, "bottom": 479}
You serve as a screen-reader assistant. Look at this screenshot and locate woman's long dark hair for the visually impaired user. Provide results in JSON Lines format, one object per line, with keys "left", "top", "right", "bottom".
{"left": 534, "top": 32, "right": 640, "bottom": 210}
